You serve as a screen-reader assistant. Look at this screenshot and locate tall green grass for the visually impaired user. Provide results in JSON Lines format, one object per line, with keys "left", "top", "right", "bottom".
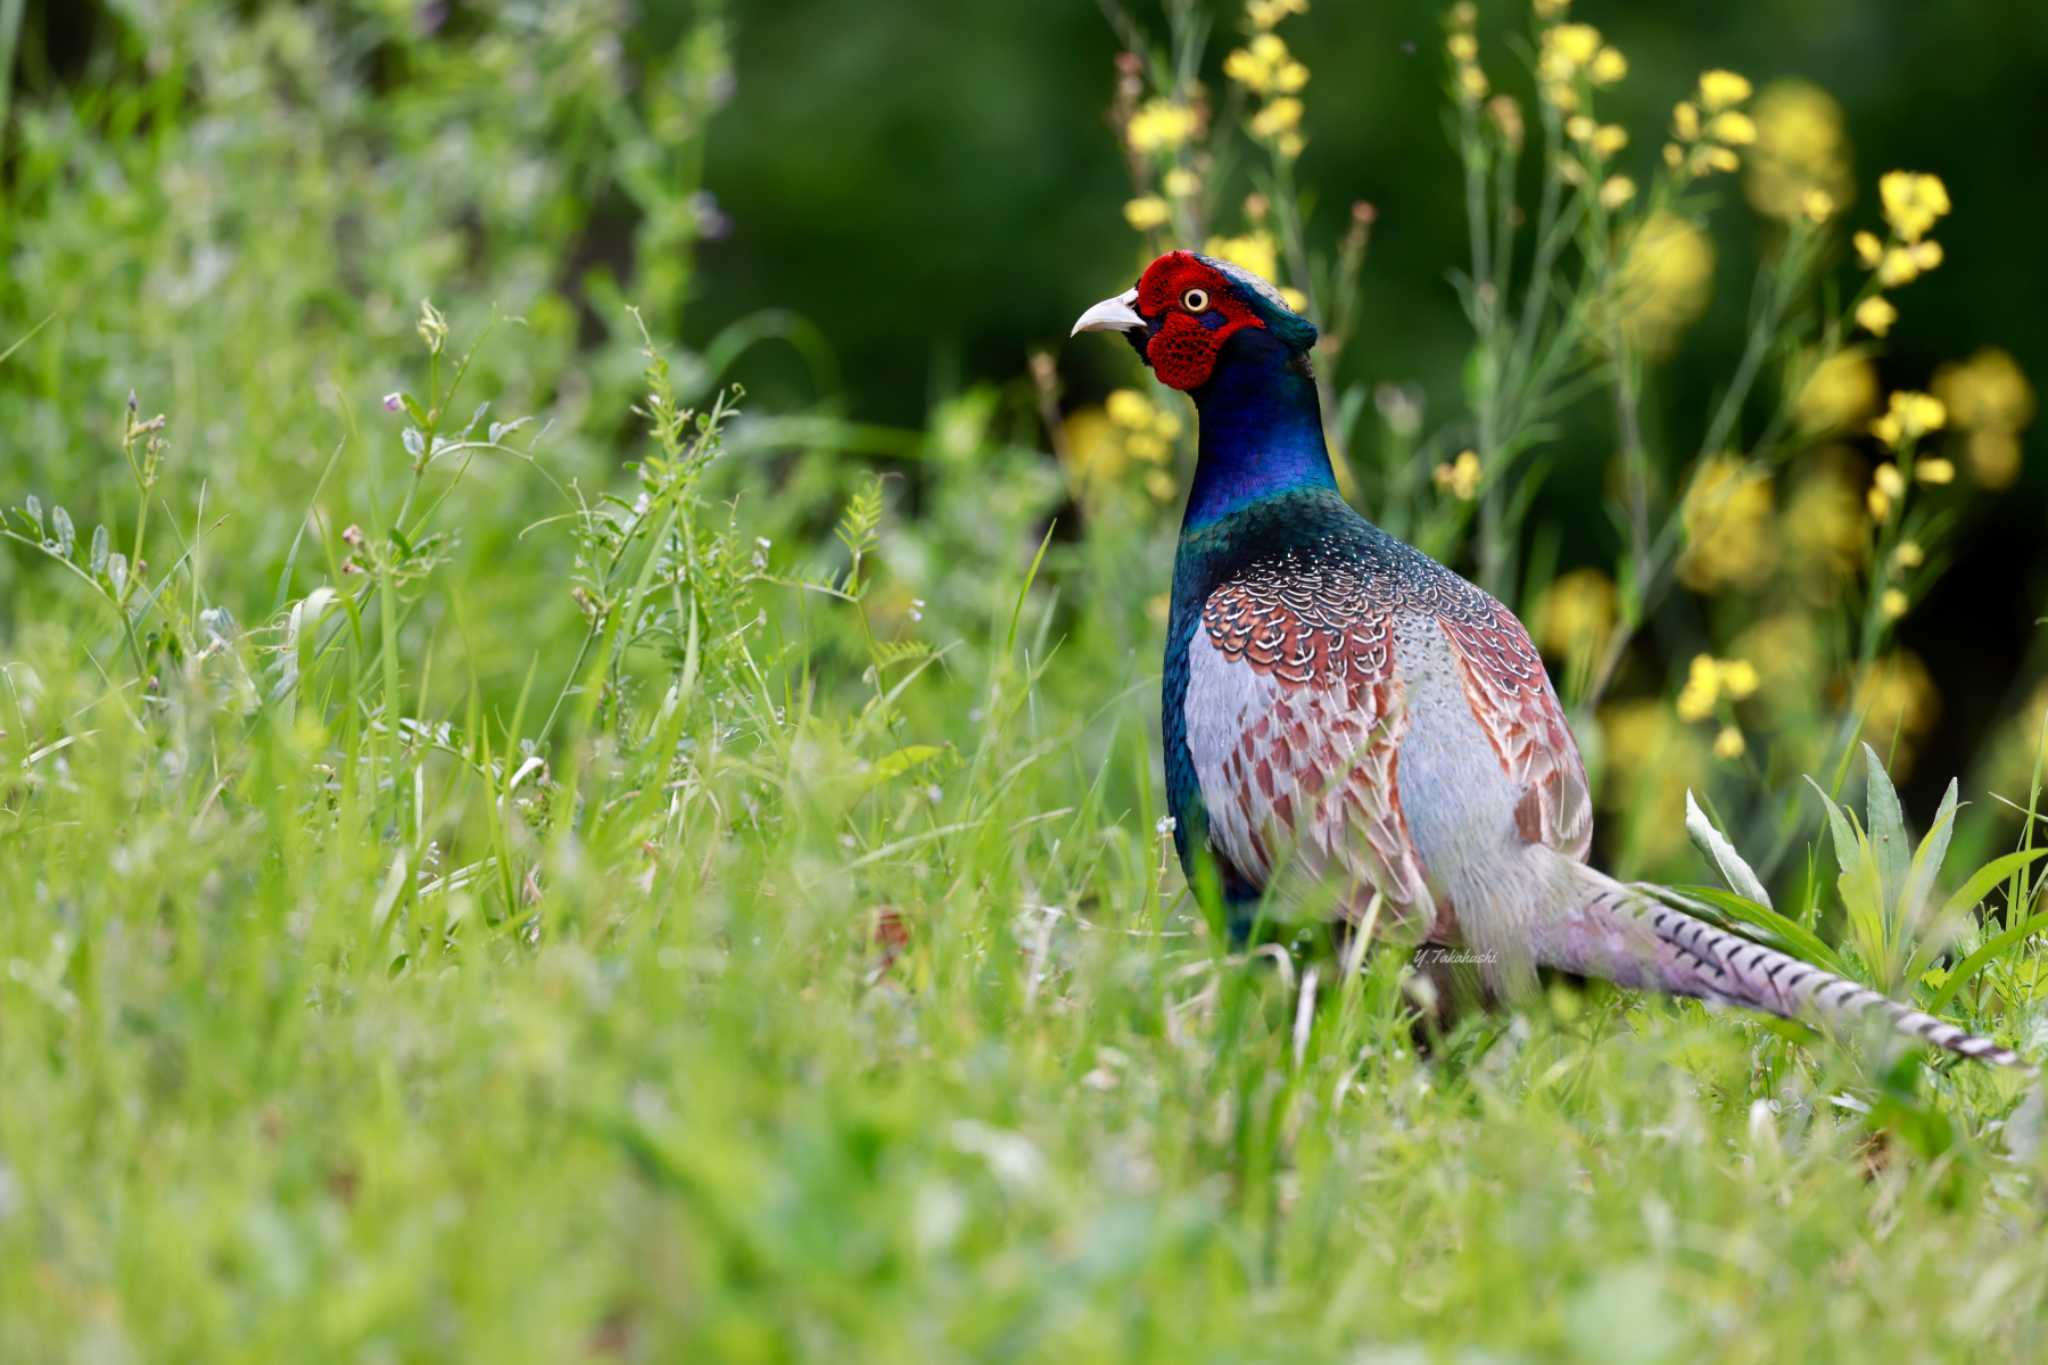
{"left": 3, "top": 3, "right": 2047, "bottom": 1359}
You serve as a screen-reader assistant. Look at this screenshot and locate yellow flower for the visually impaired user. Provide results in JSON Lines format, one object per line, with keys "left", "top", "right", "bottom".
{"left": 1850, "top": 651, "right": 1940, "bottom": 776}
{"left": 1672, "top": 101, "right": 1701, "bottom": 140}
{"left": 1448, "top": 0, "right": 1477, "bottom": 26}
{"left": 1677, "top": 455, "right": 1776, "bottom": 593}
{"left": 1060, "top": 409, "right": 1125, "bottom": 490}
{"left": 1880, "top": 587, "right": 1909, "bottom": 620}
{"left": 1934, "top": 349, "right": 2035, "bottom": 489}
{"left": 1966, "top": 430, "right": 2023, "bottom": 488}
{"left": 1855, "top": 296, "right": 1898, "bottom": 337}
{"left": 1532, "top": 0, "right": 1571, "bottom": 19}
{"left": 1879, "top": 170, "right": 1950, "bottom": 243}
{"left": 1127, "top": 99, "right": 1198, "bottom": 153}
{"left": 1785, "top": 455, "right": 1871, "bottom": 588}
{"left": 1745, "top": 81, "right": 1853, "bottom": 222}
{"left": 1707, "top": 110, "right": 1757, "bottom": 145}
{"left": 1796, "top": 352, "right": 1879, "bottom": 434}
{"left": 1662, "top": 142, "right": 1683, "bottom": 170}
{"left": 1870, "top": 391, "right": 1947, "bottom": 449}
{"left": 1693, "top": 145, "right": 1740, "bottom": 175}
{"left": 1566, "top": 114, "right": 1596, "bottom": 143}
{"left": 1677, "top": 655, "right": 1762, "bottom": 726}
{"left": 1734, "top": 614, "right": 1825, "bottom": 704}
{"left": 1434, "top": 449, "right": 1483, "bottom": 500}
{"left": 1598, "top": 175, "right": 1636, "bottom": 209}
{"left": 1447, "top": 33, "right": 1477, "bottom": 62}
{"left": 1876, "top": 241, "right": 1942, "bottom": 289}
{"left": 1721, "top": 660, "right": 1760, "bottom": 699}
{"left": 1589, "top": 47, "right": 1627, "bottom": 86}
{"left": 1202, "top": 230, "right": 1279, "bottom": 285}
{"left": 1163, "top": 167, "right": 1200, "bottom": 198}
{"left": 1893, "top": 540, "right": 1925, "bottom": 569}
{"left": 1873, "top": 462, "right": 1907, "bottom": 498}
{"left": 1125, "top": 432, "right": 1169, "bottom": 463}
{"left": 1676, "top": 654, "right": 1721, "bottom": 721}
{"left": 1123, "top": 196, "right": 1171, "bottom": 231}
{"left": 1698, "top": 69, "right": 1753, "bottom": 111}
{"left": 1592, "top": 124, "right": 1629, "bottom": 157}
{"left": 1457, "top": 64, "right": 1489, "bottom": 101}
{"left": 1713, "top": 725, "right": 1747, "bottom": 761}
{"left": 1227, "top": 32, "right": 1305, "bottom": 93}
{"left": 1145, "top": 469, "right": 1177, "bottom": 502}
{"left": 1612, "top": 211, "right": 1714, "bottom": 354}
{"left": 1106, "top": 389, "right": 1154, "bottom": 428}
{"left": 1554, "top": 23, "right": 1602, "bottom": 65}
{"left": 1276, "top": 132, "right": 1306, "bottom": 160}
{"left": 1247, "top": 0, "right": 1309, "bottom": 29}
{"left": 1933, "top": 350, "right": 2035, "bottom": 430}
{"left": 1853, "top": 231, "right": 1884, "bottom": 269}
{"left": 1250, "top": 96, "right": 1304, "bottom": 139}
{"left": 1534, "top": 568, "right": 1616, "bottom": 656}
{"left": 1915, "top": 458, "right": 1955, "bottom": 485}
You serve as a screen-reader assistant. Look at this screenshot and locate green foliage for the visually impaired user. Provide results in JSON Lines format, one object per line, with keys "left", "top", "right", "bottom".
{"left": 3, "top": 2, "right": 2048, "bottom": 1360}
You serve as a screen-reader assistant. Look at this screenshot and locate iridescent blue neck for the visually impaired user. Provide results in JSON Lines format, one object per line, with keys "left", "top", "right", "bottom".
{"left": 1181, "top": 329, "right": 1335, "bottom": 531}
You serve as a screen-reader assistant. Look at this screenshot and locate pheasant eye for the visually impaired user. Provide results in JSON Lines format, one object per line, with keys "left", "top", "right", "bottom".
{"left": 1181, "top": 288, "right": 1210, "bottom": 313}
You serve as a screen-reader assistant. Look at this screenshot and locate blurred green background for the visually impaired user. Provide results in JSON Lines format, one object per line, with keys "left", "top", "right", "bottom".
{"left": 9, "top": 0, "right": 2048, "bottom": 814}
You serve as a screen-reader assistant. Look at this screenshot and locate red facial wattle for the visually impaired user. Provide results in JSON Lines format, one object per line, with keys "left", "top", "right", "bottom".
{"left": 1134, "top": 253, "right": 1266, "bottom": 391}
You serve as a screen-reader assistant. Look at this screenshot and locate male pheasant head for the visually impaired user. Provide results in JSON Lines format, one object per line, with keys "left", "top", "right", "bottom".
{"left": 1071, "top": 251, "right": 1318, "bottom": 393}
{"left": 1071, "top": 252, "right": 1334, "bottom": 528}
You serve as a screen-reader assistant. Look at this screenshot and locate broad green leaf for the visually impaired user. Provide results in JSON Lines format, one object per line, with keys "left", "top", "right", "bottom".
{"left": 1862, "top": 744, "right": 1909, "bottom": 918}
{"left": 1684, "top": 790, "right": 1773, "bottom": 908}
{"left": 1936, "top": 847, "right": 2048, "bottom": 927}
{"left": 1901, "top": 778, "right": 1959, "bottom": 929}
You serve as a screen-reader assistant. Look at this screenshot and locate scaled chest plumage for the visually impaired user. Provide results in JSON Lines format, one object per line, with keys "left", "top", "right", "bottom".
{"left": 1163, "top": 489, "right": 1589, "bottom": 932}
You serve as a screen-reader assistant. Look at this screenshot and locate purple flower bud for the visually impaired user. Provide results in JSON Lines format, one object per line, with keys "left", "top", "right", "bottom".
{"left": 383, "top": 392, "right": 403, "bottom": 413}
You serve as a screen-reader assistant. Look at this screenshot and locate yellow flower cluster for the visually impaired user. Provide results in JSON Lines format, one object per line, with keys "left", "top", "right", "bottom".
{"left": 1613, "top": 210, "right": 1714, "bottom": 354}
{"left": 1676, "top": 653, "right": 1759, "bottom": 727}
{"left": 1850, "top": 651, "right": 1940, "bottom": 776}
{"left": 1745, "top": 80, "right": 1851, "bottom": 223}
{"left": 1446, "top": 5, "right": 1488, "bottom": 104}
{"left": 1225, "top": 32, "right": 1308, "bottom": 95}
{"left": 1247, "top": 0, "right": 1307, "bottom": 29}
{"left": 1794, "top": 351, "right": 1879, "bottom": 434}
{"left": 1127, "top": 98, "right": 1199, "bottom": 155}
{"left": 1783, "top": 456, "right": 1870, "bottom": 592}
{"left": 1124, "top": 196, "right": 1170, "bottom": 231}
{"left": 1434, "top": 449, "right": 1482, "bottom": 500}
{"left": 1865, "top": 392, "right": 1951, "bottom": 521}
{"left": 1063, "top": 389, "right": 1184, "bottom": 503}
{"left": 1869, "top": 389, "right": 1947, "bottom": 450}
{"left": 1535, "top": 22, "right": 1626, "bottom": 113}
{"left": 1677, "top": 454, "right": 1776, "bottom": 593}
{"left": 1534, "top": 568, "right": 1615, "bottom": 657}
{"left": 1852, "top": 171, "right": 1951, "bottom": 337}
{"left": 1665, "top": 70, "right": 1752, "bottom": 178}
{"left": 1226, "top": 16, "right": 1309, "bottom": 159}
{"left": 1202, "top": 229, "right": 1280, "bottom": 291}
{"left": 1934, "top": 348, "right": 2035, "bottom": 488}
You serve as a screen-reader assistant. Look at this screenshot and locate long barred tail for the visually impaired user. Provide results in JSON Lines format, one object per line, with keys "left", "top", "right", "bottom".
{"left": 1536, "top": 857, "right": 2027, "bottom": 1069}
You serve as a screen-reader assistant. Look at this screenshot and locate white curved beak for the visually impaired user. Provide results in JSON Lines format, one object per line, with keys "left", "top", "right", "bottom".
{"left": 1070, "top": 287, "right": 1146, "bottom": 337}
